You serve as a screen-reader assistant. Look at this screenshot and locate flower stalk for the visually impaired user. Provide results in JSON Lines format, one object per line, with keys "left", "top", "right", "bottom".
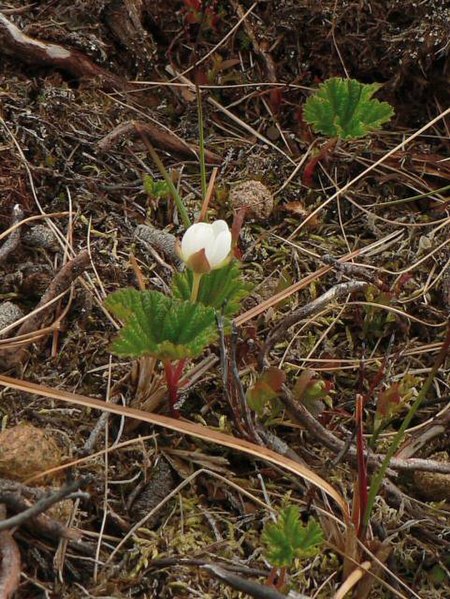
{"left": 190, "top": 272, "right": 202, "bottom": 303}
{"left": 163, "top": 359, "right": 187, "bottom": 418}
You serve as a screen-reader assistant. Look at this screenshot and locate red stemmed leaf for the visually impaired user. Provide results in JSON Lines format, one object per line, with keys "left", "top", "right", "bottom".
{"left": 247, "top": 367, "right": 286, "bottom": 415}
{"left": 375, "top": 383, "right": 402, "bottom": 428}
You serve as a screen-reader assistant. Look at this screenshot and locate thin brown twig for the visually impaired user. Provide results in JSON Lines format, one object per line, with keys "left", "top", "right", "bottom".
{"left": 17, "top": 250, "right": 90, "bottom": 337}
{"left": 260, "top": 281, "right": 369, "bottom": 365}
{"left": 0, "top": 478, "right": 81, "bottom": 541}
{"left": 280, "top": 387, "right": 450, "bottom": 475}
{"left": 0, "top": 478, "right": 89, "bottom": 533}
{"left": 97, "top": 120, "right": 221, "bottom": 163}
{"left": 0, "top": 505, "right": 20, "bottom": 599}
{"left": 0, "top": 205, "right": 24, "bottom": 266}
{"left": 203, "top": 564, "right": 297, "bottom": 599}
{"left": 0, "top": 12, "right": 126, "bottom": 90}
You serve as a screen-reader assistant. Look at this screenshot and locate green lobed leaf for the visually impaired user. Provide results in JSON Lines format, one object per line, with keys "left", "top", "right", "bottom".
{"left": 262, "top": 505, "right": 324, "bottom": 568}
{"left": 303, "top": 77, "right": 394, "bottom": 140}
{"left": 105, "top": 288, "right": 217, "bottom": 361}
{"left": 172, "top": 260, "right": 251, "bottom": 317}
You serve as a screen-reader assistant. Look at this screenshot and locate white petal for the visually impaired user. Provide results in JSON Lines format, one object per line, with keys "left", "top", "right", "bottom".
{"left": 206, "top": 229, "right": 232, "bottom": 267}
{"left": 211, "top": 220, "right": 229, "bottom": 239}
{"left": 181, "top": 223, "right": 213, "bottom": 260}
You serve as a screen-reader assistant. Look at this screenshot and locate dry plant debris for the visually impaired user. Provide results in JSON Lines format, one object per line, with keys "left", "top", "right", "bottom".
{"left": 0, "top": 423, "right": 62, "bottom": 483}
{"left": 229, "top": 180, "right": 274, "bottom": 221}
{"left": 0, "top": 1, "right": 449, "bottom": 597}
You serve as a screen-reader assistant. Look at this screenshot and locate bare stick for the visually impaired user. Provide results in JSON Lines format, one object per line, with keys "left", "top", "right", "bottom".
{"left": 0, "top": 506, "right": 20, "bottom": 599}
{"left": 0, "top": 478, "right": 82, "bottom": 541}
{"left": 0, "top": 12, "right": 126, "bottom": 90}
{"left": 24, "top": 251, "right": 89, "bottom": 333}
{"left": 203, "top": 564, "right": 298, "bottom": 599}
{"left": 260, "top": 281, "right": 368, "bottom": 364}
{"left": 0, "top": 205, "right": 23, "bottom": 266}
{"left": 281, "top": 387, "right": 450, "bottom": 476}
{"left": 0, "top": 478, "right": 89, "bottom": 533}
{"left": 97, "top": 120, "right": 221, "bottom": 163}
{"left": 321, "top": 255, "right": 385, "bottom": 287}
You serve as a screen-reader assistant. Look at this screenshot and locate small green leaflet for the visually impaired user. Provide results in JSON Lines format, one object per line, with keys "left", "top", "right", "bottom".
{"left": 375, "top": 383, "right": 402, "bottom": 430}
{"left": 303, "top": 77, "right": 394, "bottom": 140}
{"left": 262, "top": 506, "right": 324, "bottom": 568}
{"left": 105, "top": 288, "right": 217, "bottom": 361}
{"left": 172, "top": 260, "right": 251, "bottom": 317}
{"left": 247, "top": 367, "right": 286, "bottom": 416}
{"left": 143, "top": 174, "right": 171, "bottom": 199}
{"left": 292, "top": 369, "right": 332, "bottom": 416}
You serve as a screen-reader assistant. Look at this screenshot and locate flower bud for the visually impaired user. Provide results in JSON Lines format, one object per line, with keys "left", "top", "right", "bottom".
{"left": 179, "top": 220, "right": 232, "bottom": 273}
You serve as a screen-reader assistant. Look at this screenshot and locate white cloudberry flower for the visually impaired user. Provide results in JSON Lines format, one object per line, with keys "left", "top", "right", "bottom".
{"left": 179, "top": 220, "right": 232, "bottom": 274}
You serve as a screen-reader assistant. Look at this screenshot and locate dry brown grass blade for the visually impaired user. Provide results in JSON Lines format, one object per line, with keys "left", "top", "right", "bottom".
{"left": 334, "top": 561, "right": 371, "bottom": 599}
{"left": 198, "top": 167, "right": 219, "bottom": 222}
{"left": 235, "top": 230, "right": 404, "bottom": 326}
{"left": 0, "top": 211, "right": 69, "bottom": 243}
{"left": 235, "top": 246, "right": 362, "bottom": 326}
{"left": 0, "top": 374, "right": 349, "bottom": 522}
{"left": 235, "top": 265, "right": 332, "bottom": 325}
{"left": 354, "top": 543, "right": 393, "bottom": 599}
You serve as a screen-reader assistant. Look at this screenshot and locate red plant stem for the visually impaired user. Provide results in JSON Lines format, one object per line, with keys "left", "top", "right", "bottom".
{"left": 355, "top": 393, "right": 368, "bottom": 539}
{"left": 303, "top": 137, "right": 337, "bottom": 187}
{"left": 275, "top": 567, "right": 287, "bottom": 590}
{"left": 266, "top": 566, "right": 287, "bottom": 590}
{"left": 266, "top": 567, "right": 278, "bottom": 587}
{"left": 163, "top": 359, "right": 187, "bottom": 418}
{"left": 174, "top": 358, "right": 187, "bottom": 382}
{"left": 231, "top": 207, "right": 247, "bottom": 248}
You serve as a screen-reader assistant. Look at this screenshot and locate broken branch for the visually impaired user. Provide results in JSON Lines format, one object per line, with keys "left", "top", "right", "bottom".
{"left": 0, "top": 12, "right": 126, "bottom": 90}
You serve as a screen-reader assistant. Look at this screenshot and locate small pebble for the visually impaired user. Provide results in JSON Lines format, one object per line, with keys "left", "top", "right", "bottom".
{"left": 22, "top": 225, "right": 59, "bottom": 251}
{"left": 0, "top": 302, "right": 24, "bottom": 337}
